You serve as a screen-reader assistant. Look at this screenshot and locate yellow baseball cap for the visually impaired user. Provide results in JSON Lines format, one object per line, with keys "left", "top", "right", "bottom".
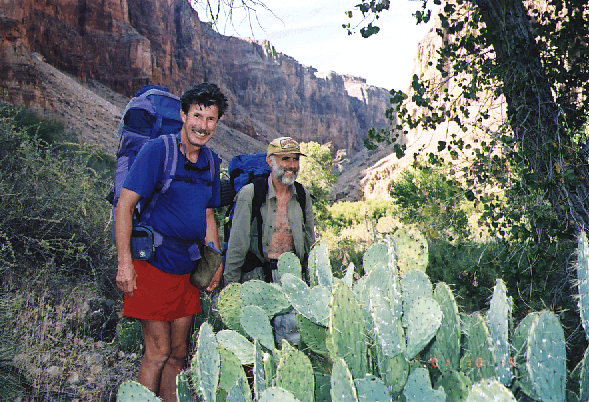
{"left": 267, "top": 137, "right": 306, "bottom": 156}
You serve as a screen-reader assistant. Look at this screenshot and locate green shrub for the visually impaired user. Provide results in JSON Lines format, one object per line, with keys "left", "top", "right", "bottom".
{"left": 0, "top": 105, "right": 115, "bottom": 275}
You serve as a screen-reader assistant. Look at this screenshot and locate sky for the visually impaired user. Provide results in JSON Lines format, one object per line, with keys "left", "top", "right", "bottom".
{"left": 193, "top": 0, "right": 436, "bottom": 91}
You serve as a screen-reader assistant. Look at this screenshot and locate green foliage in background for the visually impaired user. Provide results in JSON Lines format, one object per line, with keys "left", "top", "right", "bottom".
{"left": 0, "top": 104, "right": 115, "bottom": 274}
{"left": 298, "top": 142, "right": 337, "bottom": 231}
{"left": 389, "top": 161, "right": 471, "bottom": 240}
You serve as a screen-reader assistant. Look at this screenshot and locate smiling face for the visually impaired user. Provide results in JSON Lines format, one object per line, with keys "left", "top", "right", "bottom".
{"left": 180, "top": 103, "right": 220, "bottom": 151}
{"left": 268, "top": 153, "right": 300, "bottom": 185}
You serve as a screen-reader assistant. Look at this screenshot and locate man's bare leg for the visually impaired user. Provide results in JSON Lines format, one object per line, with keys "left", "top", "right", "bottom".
{"left": 159, "top": 315, "right": 195, "bottom": 402}
{"left": 137, "top": 320, "right": 172, "bottom": 395}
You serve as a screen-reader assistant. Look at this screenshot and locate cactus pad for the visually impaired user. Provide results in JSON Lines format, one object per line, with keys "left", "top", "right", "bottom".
{"left": 176, "top": 371, "right": 192, "bottom": 402}
{"left": 240, "top": 280, "right": 291, "bottom": 317}
{"left": 216, "top": 330, "right": 254, "bottom": 365}
{"left": 402, "top": 367, "right": 446, "bottom": 402}
{"left": 390, "top": 226, "right": 428, "bottom": 275}
{"left": 526, "top": 310, "right": 566, "bottom": 402}
{"left": 460, "top": 313, "right": 497, "bottom": 383}
{"left": 370, "top": 287, "right": 405, "bottom": 358}
{"left": 405, "top": 297, "right": 442, "bottom": 360}
{"left": 342, "top": 262, "right": 356, "bottom": 288}
{"left": 240, "top": 305, "right": 275, "bottom": 350}
{"left": 328, "top": 281, "right": 369, "bottom": 379}
{"left": 401, "top": 270, "right": 433, "bottom": 327}
{"left": 216, "top": 347, "right": 251, "bottom": 402}
{"left": 308, "top": 241, "right": 333, "bottom": 289}
{"left": 281, "top": 273, "right": 330, "bottom": 326}
{"left": 258, "top": 387, "right": 302, "bottom": 402}
{"left": 513, "top": 312, "right": 539, "bottom": 400}
{"left": 354, "top": 375, "right": 391, "bottom": 402}
{"left": 464, "top": 379, "right": 516, "bottom": 402}
{"left": 276, "top": 345, "right": 315, "bottom": 402}
{"left": 577, "top": 230, "right": 589, "bottom": 341}
{"left": 218, "top": 283, "right": 246, "bottom": 335}
{"left": 362, "top": 242, "right": 389, "bottom": 275}
{"left": 195, "top": 322, "right": 220, "bottom": 402}
{"left": 254, "top": 340, "right": 267, "bottom": 397}
{"left": 117, "top": 381, "right": 161, "bottom": 401}
{"left": 376, "top": 351, "right": 409, "bottom": 396}
{"left": 331, "top": 357, "right": 359, "bottom": 402}
{"left": 277, "top": 252, "right": 303, "bottom": 283}
{"left": 296, "top": 314, "right": 328, "bottom": 356}
{"left": 430, "top": 282, "right": 461, "bottom": 373}
{"left": 433, "top": 370, "right": 472, "bottom": 402}
{"left": 486, "top": 279, "right": 513, "bottom": 386}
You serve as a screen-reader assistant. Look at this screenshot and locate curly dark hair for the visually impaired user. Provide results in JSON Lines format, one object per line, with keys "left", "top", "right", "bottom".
{"left": 180, "top": 82, "right": 228, "bottom": 118}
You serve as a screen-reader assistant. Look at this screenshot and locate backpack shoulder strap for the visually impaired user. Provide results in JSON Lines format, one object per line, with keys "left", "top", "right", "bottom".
{"left": 138, "top": 134, "right": 178, "bottom": 223}
{"left": 203, "top": 146, "right": 215, "bottom": 183}
{"left": 251, "top": 177, "right": 269, "bottom": 257}
{"left": 294, "top": 181, "right": 307, "bottom": 224}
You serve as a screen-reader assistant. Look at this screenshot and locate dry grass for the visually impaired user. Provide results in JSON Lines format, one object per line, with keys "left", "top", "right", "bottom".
{"left": 2, "top": 272, "right": 142, "bottom": 401}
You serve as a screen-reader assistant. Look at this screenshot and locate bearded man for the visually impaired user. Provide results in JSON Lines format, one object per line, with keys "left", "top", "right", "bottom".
{"left": 223, "top": 137, "right": 315, "bottom": 344}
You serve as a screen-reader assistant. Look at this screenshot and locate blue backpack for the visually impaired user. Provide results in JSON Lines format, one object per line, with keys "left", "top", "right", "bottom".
{"left": 107, "top": 85, "right": 214, "bottom": 257}
{"left": 222, "top": 153, "right": 307, "bottom": 280}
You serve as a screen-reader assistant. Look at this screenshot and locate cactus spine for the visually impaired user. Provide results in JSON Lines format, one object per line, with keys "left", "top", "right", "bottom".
{"left": 402, "top": 368, "right": 446, "bottom": 402}
{"left": 281, "top": 273, "right": 330, "bottom": 327}
{"left": 240, "top": 280, "right": 291, "bottom": 317}
{"left": 430, "top": 282, "right": 461, "bottom": 373}
{"left": 275, "top": 343, "right": 315, "bottom": 402}
{"left": 464, "top": 379, "right": 516, "bottom": 402}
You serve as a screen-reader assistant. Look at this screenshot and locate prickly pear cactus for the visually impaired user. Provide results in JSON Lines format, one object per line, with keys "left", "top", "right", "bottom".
{"left": 486, "top": 279, "right": 513, "bottom": 386}
{"left": 464, "top": 379, "right": 517, "bottom": 402}
{"left": 295, "top": 314, "right": 328, "bottom": 356}
{"left": 258, "top": 387, "right": 302, "bottom": 402}
{"left": 353, "top": 375, "right": 391, "bottom": 402}
{"left": 401, "top": 269, "right": 433, "bottom": 328}
{"left": 281, "top": 273, "right": 330, "bottom": 327}
{"left": 117, "top": 380, "right": 161, "bottom": 401}
{"left": 460, "top": 313, "right": 497, "bottom": 383}
{"left": 390, "top": 226, "right": 428, "bottom": 275}
{"left": 217, "top": 347, "right": 252, "bottom": 402}
{"left": 254, "top": 340, "right": 267, "bottom": 397}
{"left": 577, "top": 230, "right": 589, "bottom": 341}
{"left": 433, "top": 370, "right": 472, "bottom": 402}
{"left": 402, "top": 368, "right": 446, "bottom": 402}
{"left": 194, "top": 322, "right": 220, "bottom": 402}
{"left": 218, "top": 283, "right": 246, "bottom": 335}
{"left": 277, "top": 252, "right": 303, "bottom": 283}
{"left": 513, "top": 312, "right": 539, "bottom": 400}
{"left": 331, "top": 357, "right": 359, "bottom": 402}
{"left": 216, "top": 330, "right": 254, "bottom": 365}
{"left": 526, "top": 310, "right": 566, "bottom": 402}
{"left": 226, "top": 378, "right": 248, "bottom": 402}
{"left": 430, "top": 282, "right": 461, "bottom": 373}
{"left": 276, "top": 343, "right": 315, "bottom": 402}
{"left": 176, "top": 371, "right": 192, "bottom": 402}
{"left": 240, "top": 280, "right": 291, "bottom": 317}
{"left": 342, "top": 262, "right": 356, "bottom": 288}
{"left": 362, "top": 242, "right": 389, "bottom": 275}
{"left": 327, "top": 281, "right": 369, "bottom": 379}
{"left": 405, "top": 297, "right": 443, "bottom": 360}
{"left": 376, "top": 350, "right": 409, "bottom": 396}
{"left": 369, "top": 286, "right": 405, "bottom": 358}
{"left": 579, "top": 346, "right": 589, "bottom": 402}
{"left": 240, "top": 305, "right": 275, "bottom": 350}
{"left": 308, "top": 241, "right": 333, "bottom": 290}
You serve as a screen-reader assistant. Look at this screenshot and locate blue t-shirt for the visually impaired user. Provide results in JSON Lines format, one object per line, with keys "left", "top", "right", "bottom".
{"left": 124, "top": 137, "right": 221, "bottom": 274}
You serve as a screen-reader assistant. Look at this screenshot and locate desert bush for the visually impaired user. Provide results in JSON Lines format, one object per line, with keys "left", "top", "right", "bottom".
{"left": 0, "top": 105, "right": 115, "bottom": 276}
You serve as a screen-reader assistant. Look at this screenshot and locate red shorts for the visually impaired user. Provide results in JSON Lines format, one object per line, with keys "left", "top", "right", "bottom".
{"left": 123, "top": 260, "right": 201, "bottom": 321}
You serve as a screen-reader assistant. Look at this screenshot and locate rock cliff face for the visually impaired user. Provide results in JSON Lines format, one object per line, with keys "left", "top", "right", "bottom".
{"left": 0, "top": 0, "right": 391, "bottom": 156}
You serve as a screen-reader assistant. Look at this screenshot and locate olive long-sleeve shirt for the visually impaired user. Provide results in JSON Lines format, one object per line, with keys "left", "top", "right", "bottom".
{"left": 223, "top": 176, "right": 315, "bottom": 284}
